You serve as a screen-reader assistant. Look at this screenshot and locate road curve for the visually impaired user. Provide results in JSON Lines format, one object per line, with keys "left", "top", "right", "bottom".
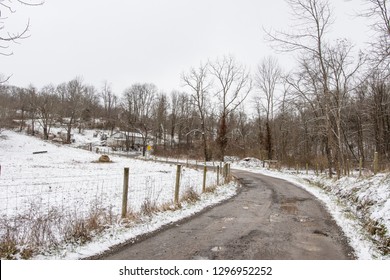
{"left": 99, "top": 169, "right": 355, "bottom": 260}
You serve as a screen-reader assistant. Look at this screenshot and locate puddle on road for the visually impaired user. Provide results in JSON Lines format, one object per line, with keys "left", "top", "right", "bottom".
{"left": 281, "top": 202, "right": 298, "bottom": 214}
{"left": 293, "top": 216, "right": 314, "bottom": 223}
{"left": 313, "top": 229, "right": 329, "bottom": 237}
{"left": 223, "top": 217, "right": 235, "bottom": 222}
{"left": 269, "top": 213, "right": 282, "bottom": 223}
{"left": 192, "top": 255, "right": 210, "bottom": 260}
{"left": 211, "top": 246, "right": 225, "bottom": 252}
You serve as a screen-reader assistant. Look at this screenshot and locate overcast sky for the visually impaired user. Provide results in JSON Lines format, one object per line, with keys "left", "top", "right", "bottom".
{"left": 1, "top": 0, "right": 371, "bottom": 95}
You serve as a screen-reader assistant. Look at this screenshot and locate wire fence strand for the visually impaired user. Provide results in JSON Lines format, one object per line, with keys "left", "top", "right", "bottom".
{"left": 0, "top": 166, "right": 220, "bottom": 219}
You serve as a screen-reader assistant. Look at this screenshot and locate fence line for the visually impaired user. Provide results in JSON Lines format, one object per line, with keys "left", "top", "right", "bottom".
{"left": 0, "top": 165, "right": 223, "bottom": 220}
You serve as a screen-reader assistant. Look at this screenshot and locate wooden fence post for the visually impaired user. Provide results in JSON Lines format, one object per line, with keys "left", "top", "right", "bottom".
{"left": 306, "top": 163, "right": 308, "bottom": 175}
{"left": 174, "top": 165, "right": 181, "bottom": 206}
{"left": 224, "top": 163, "right": 229, "bottom": 183}
{"left": 359, "top": 157, "right": 363, "bottom": 177}
{"left": 202, "top": 165, "right": 207, "bottom": 193}
{"left": 217, "top": 165, "right": 220, "bottom": 185}
{"left": 121, "top": 167, "right": 129, "bottom": 218}
{"left": 374, "top": 152, "right": 379, "bottom": 175}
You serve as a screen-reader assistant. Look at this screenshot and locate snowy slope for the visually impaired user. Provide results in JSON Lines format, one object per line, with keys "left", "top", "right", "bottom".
{"left": 233, "top": 158, "right": 390, "bottom": 260}
{"left": 0, "top": 130, "right": 238, "bottom": 259}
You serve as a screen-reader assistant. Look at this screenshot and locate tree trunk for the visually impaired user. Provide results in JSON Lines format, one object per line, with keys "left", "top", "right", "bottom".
{"left": 217, "top": 113, "right": 228, "bottom": 161}
{"left": 265, "top": 120, "right": 272, "bottom": 160}
{"left": 43, "top": 126, "right": 48, "bottom": 140}
{"left": 67, "top": 124, "right": 72, "bottom": 143}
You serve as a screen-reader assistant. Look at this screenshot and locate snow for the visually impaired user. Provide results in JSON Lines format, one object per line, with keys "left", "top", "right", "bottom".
{"left": 0, "top": 130, "right": 238, "bottom": 259}
{"left": 1, "top": 130, "right": 389, "bottom": 260}
{"left": 232, "top": 158, "right": 390, "bottom": 260}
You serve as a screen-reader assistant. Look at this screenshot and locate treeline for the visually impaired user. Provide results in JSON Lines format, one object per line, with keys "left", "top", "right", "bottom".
{"left": 0, "top": 58, "right": 389, "bottom": 171}
{"left": 1, "top": 0, "right": 390, "bottom": 177}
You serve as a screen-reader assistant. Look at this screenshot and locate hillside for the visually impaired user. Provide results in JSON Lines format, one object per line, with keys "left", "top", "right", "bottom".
{"left": 0, "top": 130, "right": 237, "bottom": 259}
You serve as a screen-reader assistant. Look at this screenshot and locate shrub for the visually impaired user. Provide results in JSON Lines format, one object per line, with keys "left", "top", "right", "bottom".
{"left": 181, "top": 188, "right": 200, "bottom": 204}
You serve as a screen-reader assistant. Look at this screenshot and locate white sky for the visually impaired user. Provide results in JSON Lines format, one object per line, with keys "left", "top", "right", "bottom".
{"left": 1, "top": 0, "right": 371, "bottom": 96}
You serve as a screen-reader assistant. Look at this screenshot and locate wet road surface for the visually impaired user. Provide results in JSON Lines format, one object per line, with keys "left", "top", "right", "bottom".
{"left": 99, "top": 169, "right": 355, "bottom": 260}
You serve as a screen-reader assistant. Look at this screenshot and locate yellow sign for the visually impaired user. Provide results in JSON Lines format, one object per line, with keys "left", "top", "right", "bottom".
{"left": 147, "top": 145, "right": 152, "bottom": 151}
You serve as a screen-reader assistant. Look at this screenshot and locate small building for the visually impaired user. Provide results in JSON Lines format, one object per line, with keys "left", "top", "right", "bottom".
{"left": 55, "top": 130, "right": 74, "bottom": 143}
{"left": 106, "top": 131, "right": 145, "bottom": 150}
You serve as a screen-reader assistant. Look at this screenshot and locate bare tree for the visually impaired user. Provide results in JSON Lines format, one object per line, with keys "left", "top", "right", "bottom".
{"left": 100, "top": 81, "right": 118, "bottom": 134}
{"left": 57, "top": 77, "right": 85, "bottom": 143}
{"left": 176, "top": 92, "right": 194, "bottom": 149}
{"left": 10, "top": 85, "right": 28, "bottom": 131}
{"left": 26, "top": 84, "right": 37, "bottom": 135}
{"left": 361, "top": 0, "right": 390, "bottom": 73}
{"left": 168, "top": 91, "right": 180, "bottom": 149}
{"left": 265, "top": 0, "right": 336, "bottom": 177}
{"left": 0, "top": 0, "right": 44, "bottom": 82}
{"left": 326, "top": 39, "right": 364, "bottom": 177}
{"left": 182, "top": 62, "right": 213, "bottom": 161}
{"left": 0, "top": 84, "right": 15, "bottom": 130}
{"left": 255, "top": 56, "right": 281, "bottom": 160}
{"left": 274, "top": 82, "right": 293, "bottom": 162}
{"left": 122, "top": 83, "right": 157, "bottom": 156}
{"left": 209, "top": 55, "right": 252, "bottom": 161}
{"left": 364, "top": 72, "right": 390, "bottom": 162}
{"left": 228, "top": 105, "right": 251, "bottom": 157}
{"left": 82, "top": 85, "right": 100, "bottom": 129}
{"left": 36, "top": 84, "right": 57, "bottom": 139}
{"left": 153, "top": 92, "right": 169, "bottom": 147}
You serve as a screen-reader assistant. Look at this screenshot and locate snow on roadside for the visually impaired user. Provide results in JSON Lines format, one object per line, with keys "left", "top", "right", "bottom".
{"left": 0, "top": 130, "right": 238, "bottom": 260}
{"left": 37, "top": 181, "right": 238, "bottom": 260}
{"left": 3, "top": 129, "right": 388, "bottom": 260}
{"left": 232, "top": 158, "right": 390, "bottom": 260}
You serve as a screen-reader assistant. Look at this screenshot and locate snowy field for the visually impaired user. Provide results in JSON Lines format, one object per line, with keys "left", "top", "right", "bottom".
{"left": 1, "top": 129, "right": 389, "bottom": 260}
{"left": 0, "top": 130, "right": 222, "bottom": 217}
{"left": 0, "top": 130, "right": 237, "bottom": 259}
{"left": 232, "top": 158, "right": 390, "bottom": 260}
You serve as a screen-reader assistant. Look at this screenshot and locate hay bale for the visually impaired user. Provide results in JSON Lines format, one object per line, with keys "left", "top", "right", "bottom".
{"left": 98, "top": 154, "right": 111, "bottom": 163}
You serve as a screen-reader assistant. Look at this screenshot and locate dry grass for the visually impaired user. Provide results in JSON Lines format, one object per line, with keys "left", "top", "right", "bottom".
{"left": 204, "top": 184, "right": 218, "bottom": 194}
{"left": 0, "top": 229, "right": 33, "bottom": 260}
{"left": 121, "top": 208, "right": 141, "bottom": 225}
{"left": 158, "top": 201, "right": 177, "bottom": 212}
{"left": 0, "top": 197, "right": 176, "bottom": 259}
{"left": 0, "top": 167, "right": 224, "bottom": 259}
{"left": 140, "top": 199, "right": 159, "bottom": 216}
{"left": 0, "top": 203, "right": 61, "bottom": 259}
{"left": 181, "top": 188, "right": 200, "bottom": 203}
{"left": 0, "top": 200, "right": 119, "bottom": 259}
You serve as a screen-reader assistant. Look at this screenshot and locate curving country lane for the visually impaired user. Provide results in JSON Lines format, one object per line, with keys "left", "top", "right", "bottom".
{"left": 99, "top": 169, "right": 355, "bottom": 260}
